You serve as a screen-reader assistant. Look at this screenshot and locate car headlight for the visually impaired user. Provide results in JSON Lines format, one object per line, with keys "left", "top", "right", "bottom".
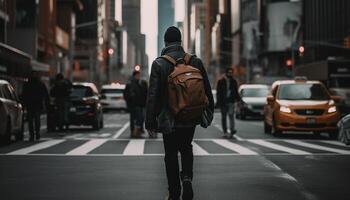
{"left": 328, "top": 106, "right": 337, "bottom": 113}
{"left": 280, "top": 106, "right": 291, "bottom": 113}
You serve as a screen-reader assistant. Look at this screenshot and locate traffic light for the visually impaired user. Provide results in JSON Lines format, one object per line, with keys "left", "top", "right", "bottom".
{"left": 286, "top": 59, "right": 293, "bottom": 68}
{"left": 344, "top": 36, "right": 350, "bottom": 48}
{"left": 298, "top": 45, "right": 305, "bottom": 56}
{"left": 134, "top": 65, "right": 141, "bottom": 71}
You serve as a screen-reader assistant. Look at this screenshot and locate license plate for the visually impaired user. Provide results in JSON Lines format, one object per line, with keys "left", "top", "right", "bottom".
{"left": 306, "top": 118, "right": 316, "bottom": 124}
{"left": 70, "top": 107, "right": 77, "bottom": 112}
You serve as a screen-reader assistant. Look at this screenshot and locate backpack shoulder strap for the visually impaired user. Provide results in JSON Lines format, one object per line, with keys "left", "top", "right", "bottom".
{"left": 184, "top": 53, "right": 194, "bottom": 65}
{"left": 161, "top": 55, "right": 177, "bottom": 66}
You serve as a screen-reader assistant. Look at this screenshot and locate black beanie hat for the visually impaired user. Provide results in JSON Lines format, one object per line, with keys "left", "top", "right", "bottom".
{"left": 164, "top": 26, "right": 182, "bottom": 43}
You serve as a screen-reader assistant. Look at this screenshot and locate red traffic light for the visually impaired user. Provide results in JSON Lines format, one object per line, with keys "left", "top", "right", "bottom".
{"left": 108, "top": 48, "right": 114, "bottom": 55}
{"left": 286, "top": 59, "right": 293, "bottom": 67}
{"left": 134, "top": 65, "right": 141, "bottom": 71}
{"left": 299, "top": 46, "right": 305, "bottom": 53}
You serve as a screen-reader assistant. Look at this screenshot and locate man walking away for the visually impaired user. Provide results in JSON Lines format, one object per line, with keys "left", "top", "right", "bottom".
{"left": 22, "top": 72, "right": 49, "bottom": 141}
{"left": 146, "top": 26, "right": 214, "bottom": 200}
{"left": 124, "top": 71, "right": 148, "bottom": 138}
{"left": 216, "top": 68, "right": 241, "bottom": 138}
{"left": 50, "top": 73, "right": 72, "bottom": 132}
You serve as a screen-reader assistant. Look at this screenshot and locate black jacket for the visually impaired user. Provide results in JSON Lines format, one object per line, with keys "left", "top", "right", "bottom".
{"left": 145, "top": 43, "right": 214, "bottom": 132}
{"left": 124, "top": 78, "right": 148, "bottom": 108}
{"left": 216, "top": 77, "right": 241, "bottom": 107}
{"left": 22, "top": 78, "right": 49, "bottom": 111}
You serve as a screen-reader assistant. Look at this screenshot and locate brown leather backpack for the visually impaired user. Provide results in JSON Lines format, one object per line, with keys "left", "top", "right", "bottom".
{"left": 162, "top": 53, "right": 209, "bottom": 122}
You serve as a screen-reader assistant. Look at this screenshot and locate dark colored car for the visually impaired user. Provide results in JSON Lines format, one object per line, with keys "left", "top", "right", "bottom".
{"left": 236, "top": 84, "right": 269, "bottom": 119}
{"left": 0, "top": 80, "right": 24, "bottom": 144}
{"left": 69, "top": 82, "right": 103, "bottom": 130}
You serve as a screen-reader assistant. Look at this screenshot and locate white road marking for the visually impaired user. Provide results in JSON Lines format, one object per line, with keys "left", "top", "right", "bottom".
{"left": 64, "top": 134, "right": 83, "bottom": 139}
{"left": 249, "top": 139, "right": 311, "bottom": 155}
{"left": 213, "top": 139, "right": 258, "bottom": 155}
{"left": 112, "top": 122, "right": 130, "bottom": 139}
{"left": 214, "top": 124, "right": 243, "bottom": 141}
{"left": 321, "top": 140, "right": 350, "bottom": 147}
{"left": 7, "top": 140, "right": 65, "bottom": 155}
{"left": 99, "top": 133, "right": 112, "bottom": 138}
{"left": 123, "top": 139, "right": 145, "bottom": 155}
{"left": 66, "top": 139, "right": 108, "bottom": 155}
{"left": 104, "top": 124, "right": 122, "bottom": 128}
{"left": 192, "top": 141, "right": 209, "bottom": 155}
{"left": 285, "top": 140, "right": 350, "bottom": 154}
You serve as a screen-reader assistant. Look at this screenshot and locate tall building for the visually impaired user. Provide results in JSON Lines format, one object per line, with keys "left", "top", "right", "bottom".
{"left": 158, "top": 0, "right": 174, "bottom": 54}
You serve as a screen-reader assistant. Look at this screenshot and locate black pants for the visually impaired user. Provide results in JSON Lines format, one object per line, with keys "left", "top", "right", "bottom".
{"left": 27, "top": 110, "right": 41, "bottom": 139}
{"left": 129, "top": 106, "right": 143, "bottom": 133}
{"left": 163, "top": 126, "right": 195, "bottom": 198}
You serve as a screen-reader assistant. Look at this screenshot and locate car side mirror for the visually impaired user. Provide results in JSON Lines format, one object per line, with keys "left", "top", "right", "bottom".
{"left": 331, "top": 95, "right": 342, "bottom": 103}
{"left": 267, "top": 95, "right": 275, "bottom": 104}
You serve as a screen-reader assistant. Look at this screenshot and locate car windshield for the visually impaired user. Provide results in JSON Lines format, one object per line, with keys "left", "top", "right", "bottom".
{"left": 71, "top": 86, "right": 93, "bottom": 98}
{"left": 241, "top": 88, "right": 269, "bottom": 97}
{"left": 101, "top": 89, "right": 124, "bottom": 94}
{"left": 278, "top": 83, "right": 330, "bottom": 100}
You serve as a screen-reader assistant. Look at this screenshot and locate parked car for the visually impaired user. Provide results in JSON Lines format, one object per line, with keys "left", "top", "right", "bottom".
{"left": 236, "top": 84, "right": 269, "bottom": 119}
{"left": 101, "top": 83, "right": 127, "bottom": 110}
{"left": 264, "top": 79, "right": 341, "bottom": 138}
{"left": 338, "top": 114, "right": 350, "bottom": 145}
{"left": 69, "top": 82, "right": 103, "bottom": 130}
{"left": 0, "top": 80, "right": 24, "bottom": 144}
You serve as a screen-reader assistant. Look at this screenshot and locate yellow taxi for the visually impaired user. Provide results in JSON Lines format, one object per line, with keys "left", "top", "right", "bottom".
{"left": 264, "top": 78, "right": 341, "bottom": 138}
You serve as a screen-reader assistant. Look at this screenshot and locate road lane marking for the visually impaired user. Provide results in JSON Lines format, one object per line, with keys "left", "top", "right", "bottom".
{"left": 213, "top": 139, "right": 258, "bottom": 155}
{"left": 112, "top": 122, "right": 130, "bottom": 139}
{"left": 320, "top": 140, "right": 350, "bottom": 147}
{"left": 104, "top": 124, "right": 122, "bottom": 128}
{"left": 100, "top": 133, "right": 112, "bottom": 137}
{"left": 64, "top": 134, "right": 83, "bottom": 139}
{"left": 66, "top": 139, "right": 108, "bottom": 155}
{"left": 285, "top": 140, "right": 350, "bottom": 154}
{"left": 123, "top": 139, "right": 145, "bottom": 155}
{"left": 214, "top": 124, "right": 243, "bottom": 141}
{"left": 249, "top": 139, "right": 311, "bottom": 155}
{"left": 7, "top": 140, "right": 65, "bottom": 155}
{"left": 192, "top": 142, "right": 209, "bottom": 155}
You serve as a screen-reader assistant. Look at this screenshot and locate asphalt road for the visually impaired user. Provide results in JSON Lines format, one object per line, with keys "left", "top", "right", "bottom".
{"left": 1, "top": 111, "right": 350, "bottom": 200}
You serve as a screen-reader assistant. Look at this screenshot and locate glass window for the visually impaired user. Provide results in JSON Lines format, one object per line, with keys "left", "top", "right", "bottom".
{"left": 101, "top": 89, "right": 124, "bottom": 94}
{"left": 71, "top": 86, "right": 94, "bottom": 98}
{"left": 278, "top": 84, "right": 330, "bottom": 100}
{"left": 241, "top": 88, "right": 269, "bottom": 97}
{"left": 2, "top": 85, "right": 14, "bottom": 100}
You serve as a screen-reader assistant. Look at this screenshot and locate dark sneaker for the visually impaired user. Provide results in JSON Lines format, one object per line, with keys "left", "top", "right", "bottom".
{"left": 182, "top": 179, "right": 193, "bottom": 200}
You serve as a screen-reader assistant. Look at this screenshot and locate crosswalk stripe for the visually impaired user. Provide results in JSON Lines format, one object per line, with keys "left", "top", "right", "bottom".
{"left": 192, "top": 142, "right": 209, "bottom": 155}
{"left": 112, "top": 122, "right": 130, "bottom": 139}
{"left": 320, "top": 140, "right": 349, "bottom": 147}
{"left": 64, "top": 134, "right": 83, "bottom": 139}
{"left": 123, "top": 139, "right": 145, "bottom": 155}
{"left": 213, "top": 139, "right": 258, "bottom": 155}
{"left": 100, "top": 133, "right": 112, "bottom": 138}
{"left": 285, "top": 140, "right": 350, "bottom": 154}
{"left": 66, "top": 139, "right": 108, "bottom": 155}
{"left": 7, "top": 140, "right": 65, "bottom": 155}
{"left": 249, "top": 139, "right": 311, "bottom": 155}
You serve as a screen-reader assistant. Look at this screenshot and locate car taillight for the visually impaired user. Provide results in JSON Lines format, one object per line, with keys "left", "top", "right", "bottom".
{"left": 83, "top": 98, "right": 95, "bottom": 104}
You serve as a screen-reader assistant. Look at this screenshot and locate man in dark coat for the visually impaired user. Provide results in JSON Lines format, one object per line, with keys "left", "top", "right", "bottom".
{"left": 22, "top": 72, "right": 49, "bottom": 141}
{"left": 216, "top": 68, "right": 242, "bottom": 138}
{"left": 50, "top": 73, "right": 72, "bottom": 132}
{"left": 146, "top": 26, "right": 214, "bottom": 200}
{"left": 124, "top": 70, "right": 148, "bottom": 138}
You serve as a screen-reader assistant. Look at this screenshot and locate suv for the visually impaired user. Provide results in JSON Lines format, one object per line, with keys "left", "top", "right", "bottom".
{"left": 0, "top": 80, "right": 24, "bottom": 144}
{"left": 101, "top": 83, "right": 127, "bottom": 110}
{"left": 69, "top": 83, "right": 104, "bottom": 130}
{"left": 264, "top": 79, "right": 341, "bottom": 138}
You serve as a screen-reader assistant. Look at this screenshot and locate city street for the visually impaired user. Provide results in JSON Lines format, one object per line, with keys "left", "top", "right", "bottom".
{"left": 1, "top": 112, "right": 350, "bottom": 200}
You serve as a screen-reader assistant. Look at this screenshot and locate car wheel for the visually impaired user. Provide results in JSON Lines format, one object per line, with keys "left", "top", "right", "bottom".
{"left": 328, "top": 131, "right": 339, "bottom": 140}
{"left": 264, "top": 120, "right": 271, "bottom": 134}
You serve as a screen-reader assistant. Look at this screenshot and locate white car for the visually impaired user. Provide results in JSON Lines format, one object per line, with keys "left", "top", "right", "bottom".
{"left": 0, "top": 80, "right": 24, "bottom": 144}
{"left": 101, "top": 83, "right": 127, "bottom": 110}
{"left": 236, "top": 84, "right": 269, "bottom": 119}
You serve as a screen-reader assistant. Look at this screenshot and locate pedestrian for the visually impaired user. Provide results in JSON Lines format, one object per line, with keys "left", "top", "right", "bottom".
{"left": 146, "top": 26, "right": 214, "bottom": 200}
{"left": 216, "top": 68, "right": 242, "bottom": 138}
{"left": 22, "top": 72, "right": 49, "bottom": 141}
{"left": 50, "top": 73, "right": 72, "bottom": 132}
{"left": 123, "top": 70, "right": 148, "bottom": 138}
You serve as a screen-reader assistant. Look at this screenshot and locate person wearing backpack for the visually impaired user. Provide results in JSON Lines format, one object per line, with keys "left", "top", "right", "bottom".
{"left": 216, "top": 68, "right": 242, "bottom": 138}
{"left": 146, "top": 26, "right": 214, "bottom": 200}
